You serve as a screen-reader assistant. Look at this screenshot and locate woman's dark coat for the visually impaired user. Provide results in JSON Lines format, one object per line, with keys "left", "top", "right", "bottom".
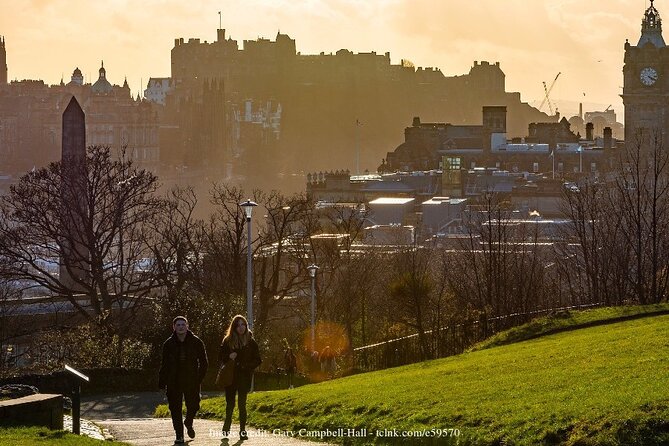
{"left": 218, "top": 337, "right": 262, "bottom": 392}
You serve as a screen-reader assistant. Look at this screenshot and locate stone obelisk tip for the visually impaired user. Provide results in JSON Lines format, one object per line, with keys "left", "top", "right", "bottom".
{"left": 62, "top": 95, "right": 86, "bottom": 163}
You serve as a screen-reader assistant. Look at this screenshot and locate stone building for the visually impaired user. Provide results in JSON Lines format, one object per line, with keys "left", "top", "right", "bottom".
{"left": 0, "top": 61, "right": 159, "bottom": 174}
{"left": 383, "top": 106, "right": 622, "bottom": 183}
{"left": 160, "top": 78, "right": 226, "bottom": 169}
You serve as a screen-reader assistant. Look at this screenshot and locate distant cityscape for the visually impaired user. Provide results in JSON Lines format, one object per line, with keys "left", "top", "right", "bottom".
{"left": 2, "top": 0, "right": 669, "bottom": 416}
{"left": 0, "top": 25, "right": 626, "bottom": 195}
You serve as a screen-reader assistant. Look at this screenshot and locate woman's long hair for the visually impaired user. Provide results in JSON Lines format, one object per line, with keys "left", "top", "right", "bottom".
{"left": 222, "top": 314, "right": 253, "bottom": 350}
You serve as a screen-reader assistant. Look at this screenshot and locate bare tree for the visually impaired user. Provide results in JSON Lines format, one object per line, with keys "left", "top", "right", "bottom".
{"left": 0, "top": 281, "right": 22, "bottom": 370}
{"left": 449, "top": 191, "right": 548, "bottom": 318}
{"left": 146, "top": 187, "right": 202, "bottom": 302}
{"left": 557, "top": 178, "right": 629, "bottom": 306}
{"left": 450, "top": 192, "right": 511, "bottom": 316}
{"left": 387, "top": 243, "right": 433, "bottom": 359}
{"left": 254, "top": 191, "right": 314, "bottom": 332}
{"left": 557, "top": 128, "right": 669, "bottom": 306}
{"left": 0, "top": 146, "right": 162, "bottom": 348}
{"left": 204, "top": 183, "right": 249, "bottom": 304}
{"left": 311, "top": 202, "right": 371, "bottom": 346}
{"left": 613, "top": 129, "right": 669, "bottom": 304}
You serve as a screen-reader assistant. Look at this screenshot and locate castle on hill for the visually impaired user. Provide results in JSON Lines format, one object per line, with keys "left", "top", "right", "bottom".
{"left": 165, "top": 29, "right": 555, "bottom": 175}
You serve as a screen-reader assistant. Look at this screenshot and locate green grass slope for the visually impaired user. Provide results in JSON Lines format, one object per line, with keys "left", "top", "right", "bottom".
{"left": 472, "top": 303, "right": 669, "bottom": 351}
{"left": 0, "top": 427, "right": 129, "bottom": 445}
{"left": 159, "top": 314, "right": 669, "bottom": 445}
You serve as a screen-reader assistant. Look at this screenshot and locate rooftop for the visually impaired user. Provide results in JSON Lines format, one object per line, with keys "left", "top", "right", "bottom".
{"left": 369, "top": 197, "right": 415, "bottom": 205}
{"left": 422, "top": 197, "right": 468, "bottom": 206}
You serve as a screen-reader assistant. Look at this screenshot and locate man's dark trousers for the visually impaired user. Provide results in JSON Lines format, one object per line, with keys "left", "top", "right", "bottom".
{"left": 167, "top": 380, "right": 200, "bottom": 437}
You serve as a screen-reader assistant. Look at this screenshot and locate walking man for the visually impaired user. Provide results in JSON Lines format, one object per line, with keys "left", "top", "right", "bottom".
{"left": 158, "top": 316, "right": 209, "bottom": 444}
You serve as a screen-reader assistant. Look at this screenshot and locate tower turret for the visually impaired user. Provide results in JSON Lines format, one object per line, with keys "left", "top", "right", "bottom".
{"left": 91, "top": 60, "right": 113, "bottom": 94}
{"left": 69, "top": 67, "right": 83, "bottom": 86}
{"left": 623, "top": 0, "right": 669, "bottom": 143}
{"left": 639, "top": 0, "right": 665, "bottom": 47}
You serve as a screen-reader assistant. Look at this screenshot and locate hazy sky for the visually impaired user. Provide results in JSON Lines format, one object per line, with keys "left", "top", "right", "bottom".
{"left": 0, "top": 0, "right": 657, "bottom": 117}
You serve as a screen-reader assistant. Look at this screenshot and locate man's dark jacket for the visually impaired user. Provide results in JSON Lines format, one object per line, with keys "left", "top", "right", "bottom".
{"left": 158, "top": 330, "right": 209, "bottom": 390}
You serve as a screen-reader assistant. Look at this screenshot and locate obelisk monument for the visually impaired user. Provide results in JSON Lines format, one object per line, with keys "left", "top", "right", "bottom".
{"left": 60, "top": 97, "right": 89, "bottom": 291}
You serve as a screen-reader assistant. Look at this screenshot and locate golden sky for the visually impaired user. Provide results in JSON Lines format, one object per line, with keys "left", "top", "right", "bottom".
{"left": 0, "top": 0, "right": 657, "bottom": 118}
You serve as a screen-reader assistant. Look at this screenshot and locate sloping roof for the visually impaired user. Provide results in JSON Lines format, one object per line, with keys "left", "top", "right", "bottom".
{"left": 92, "top": 77, "right": 113, "bottom": 94}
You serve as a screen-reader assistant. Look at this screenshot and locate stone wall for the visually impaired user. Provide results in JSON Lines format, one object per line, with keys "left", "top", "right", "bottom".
{"left": 0, "top": 394, "right": 63, "bottom": 429}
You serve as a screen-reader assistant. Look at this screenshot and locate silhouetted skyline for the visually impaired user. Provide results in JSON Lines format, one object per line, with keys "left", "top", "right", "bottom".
{"left": 0, "top": 0, "right": 651, "bottom": 113}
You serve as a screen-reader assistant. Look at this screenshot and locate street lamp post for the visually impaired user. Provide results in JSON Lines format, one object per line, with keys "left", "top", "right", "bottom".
{"left": 240, "top": 199, "right": 258, "bottom": 332}
{"left": 307, "top": 264, "right": 319, "bottom": 352}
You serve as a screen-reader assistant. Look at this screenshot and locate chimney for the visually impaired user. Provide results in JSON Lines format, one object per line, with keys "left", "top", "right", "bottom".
{"left": 603, "top": 127, "right": 613, "bottom": 149}
{"left": 217, "top": 29, "right": 226, "bottom": 42}
{"left": 412, "top": 116, "right": 421, "bottom": 127}
{"left": 482, "top": 106, "right": 507, "bottom": 152}
{"left": 579, "top": 103, "right": 583, "bottom": 120}
{"left": 482, "top": 106, "right": 507, "bottom": 133}
{"left": 586, "top": 122, "right": 594, "bottom": 140}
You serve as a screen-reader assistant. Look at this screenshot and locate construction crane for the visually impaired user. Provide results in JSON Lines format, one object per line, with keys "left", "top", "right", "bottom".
{"left": 539, "top": 72, "right": 561, "bottom": 115}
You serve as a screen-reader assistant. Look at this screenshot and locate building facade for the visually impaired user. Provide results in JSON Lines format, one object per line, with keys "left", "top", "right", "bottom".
{"left": 0, "top": 62, "right": 159, "bottom": 174}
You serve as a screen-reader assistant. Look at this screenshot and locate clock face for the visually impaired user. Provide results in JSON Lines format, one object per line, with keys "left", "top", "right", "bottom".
{"left": 641, "top": 67, "right": 658, "bottom": 86}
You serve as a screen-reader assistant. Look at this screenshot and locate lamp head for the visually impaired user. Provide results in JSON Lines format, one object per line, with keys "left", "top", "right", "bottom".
{"left": 240, "top": 199, "right": 258, "bottom": 220}
{"left": 307, "top": 264, "right": 319, "bottom": 278}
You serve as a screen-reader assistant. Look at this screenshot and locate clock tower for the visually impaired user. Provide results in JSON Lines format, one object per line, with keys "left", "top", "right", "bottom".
{"left": 623, "top": 0, "right": 669, "bottom": 143}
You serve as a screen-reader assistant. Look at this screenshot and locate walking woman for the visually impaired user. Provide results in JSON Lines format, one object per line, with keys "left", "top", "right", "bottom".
{"left": 218, "top": 315, "right": 262, "bottom": 440}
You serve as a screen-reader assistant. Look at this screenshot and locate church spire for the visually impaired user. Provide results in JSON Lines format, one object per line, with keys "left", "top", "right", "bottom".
{"left": 0, "top": 35, "right": 7, "bottom": 85}
{"left": 639, "top": 0, "right": 666, "bottom": 47}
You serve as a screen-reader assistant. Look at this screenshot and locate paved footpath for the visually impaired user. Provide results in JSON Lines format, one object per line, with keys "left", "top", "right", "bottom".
{"left": 82, "top": 392, "right": 327, "bottom": 446}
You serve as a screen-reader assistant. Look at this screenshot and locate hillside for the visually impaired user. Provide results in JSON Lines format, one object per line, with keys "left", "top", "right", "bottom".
{"left": 472, "top": 303, "right": 669, "bottom": 351}
{"left": 173, "top": 313, "right": 669, "bottom": 445}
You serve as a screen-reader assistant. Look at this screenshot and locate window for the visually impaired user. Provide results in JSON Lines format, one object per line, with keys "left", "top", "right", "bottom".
{"left": 533, "top": 162, "right": 539, "bottom": 173}
{"left": 443, "top": 156, "right": 462, "bottom": 187}
{"left": 445, "top": 157, "right": 461, "bottom": 170}
{"left": 591, "top": 162, "right": 597, "bottom": 172}
{"left": 558, "top": 162, "right": 564, "bottom": 172}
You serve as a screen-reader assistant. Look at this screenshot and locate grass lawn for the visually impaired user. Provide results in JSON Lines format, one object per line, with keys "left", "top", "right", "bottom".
{"left": 157, "top": 312, "right": 669, "bottom": 445}
{"left": 0, "top": 427, "right": 129, "bottom": 445}
{"left": 472, "top": 302, "right": 669, "bottom": 351}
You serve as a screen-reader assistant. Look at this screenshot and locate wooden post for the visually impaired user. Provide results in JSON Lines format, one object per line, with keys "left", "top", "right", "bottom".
{"left": 64, "top": 365, "right": 89, "bottom": 435}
